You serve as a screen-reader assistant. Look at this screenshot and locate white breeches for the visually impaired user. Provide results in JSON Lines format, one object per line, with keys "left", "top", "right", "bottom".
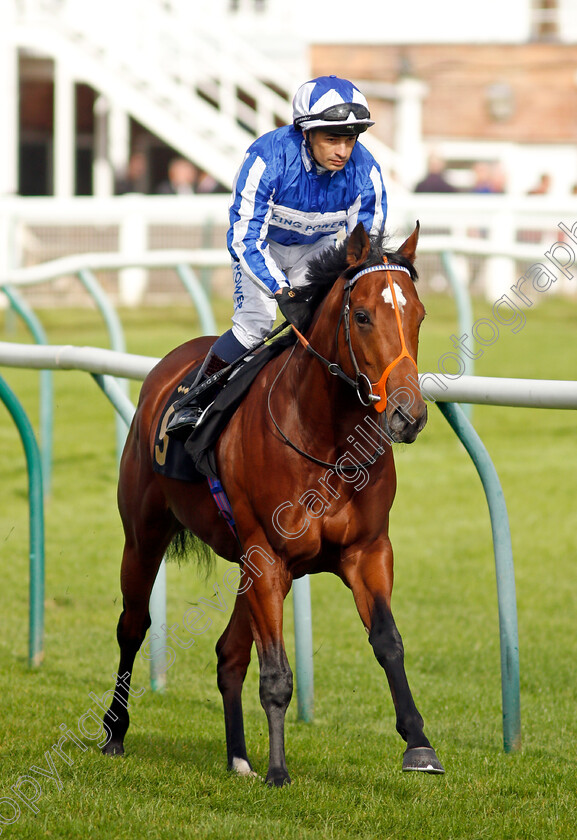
{"left": 230, "top": 236, "right": 339, "bottom": 348}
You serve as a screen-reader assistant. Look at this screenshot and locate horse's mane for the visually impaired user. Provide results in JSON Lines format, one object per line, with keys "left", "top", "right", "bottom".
{"left": 303, "top": 231, "right": 418, "bottom": 304}
{"left": 269, "top": 230, "right": 418, "bottom": 349}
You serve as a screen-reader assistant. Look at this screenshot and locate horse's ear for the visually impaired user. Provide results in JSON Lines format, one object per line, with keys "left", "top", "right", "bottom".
{"left": 346, "top": 222, "right": 371, "bottom": 267}
{"left": 398, "top": 221, "right": 420, "bottom": 265}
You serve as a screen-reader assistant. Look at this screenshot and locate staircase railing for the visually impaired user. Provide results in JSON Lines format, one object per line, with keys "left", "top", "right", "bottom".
{"left": 13, "top": 0, "right": 401, "bottom": 188}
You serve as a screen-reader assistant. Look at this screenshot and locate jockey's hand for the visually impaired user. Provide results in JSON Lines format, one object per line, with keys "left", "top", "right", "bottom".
{"left": 275, "top": 287, "right": 311, "bottom": 333}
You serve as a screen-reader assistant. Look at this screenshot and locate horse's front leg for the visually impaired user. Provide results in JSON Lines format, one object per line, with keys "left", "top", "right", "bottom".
{"left": 342, "top": 541, "right": 444, "bottom": 774}
{"left": 243, "top": 549, "right": 293, "bottom": 787}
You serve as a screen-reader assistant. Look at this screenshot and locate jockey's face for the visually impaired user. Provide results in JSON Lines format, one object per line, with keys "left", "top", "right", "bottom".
{"left": 307, "top": 130, "right": 357, "bottom": 171}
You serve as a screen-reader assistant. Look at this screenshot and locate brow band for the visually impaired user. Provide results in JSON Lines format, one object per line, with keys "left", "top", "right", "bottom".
{"left": 345, "top": 264, "right": 411, "bottom": 289}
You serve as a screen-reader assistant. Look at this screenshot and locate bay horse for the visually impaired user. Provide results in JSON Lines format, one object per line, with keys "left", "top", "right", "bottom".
{"left": 103, "top": 222, "right": 444, "bottom": 785}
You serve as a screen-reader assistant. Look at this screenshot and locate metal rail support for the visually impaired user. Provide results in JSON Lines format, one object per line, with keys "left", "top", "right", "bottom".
{"left": 292, "top": 576, "right": 314, "bottom": 722}
{"left": 0, "top": 373, "right": 45, "bottom": 668}
{"left": 77, "top": 269, "right": 129, "bottom": 463}
{"left": 440, "top": 250, "right": 474, "bottom": 419}
{"left": 437, "top": 401, "right": 521, "bottom": 752}
{"left": 1, "top": 284, "right": 54, "bottom": 496}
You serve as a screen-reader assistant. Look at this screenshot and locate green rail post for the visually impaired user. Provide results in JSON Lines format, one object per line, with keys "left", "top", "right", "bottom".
{"left": 437, "top": 401, "right": 521, "bottom": 752}
{"left": 440, "top": 251, "right": 474, "bottom": 419}
{"left": 175, "top": 264, "right": 218, "bottom": 335}
{"left": 292, "top": 575, "right": 314, "bottom": 722}
{"left": 1, "top": 284, "right": 53, "bottom": 497}
{"left": 77, "top": 269, "right": 129, "bottom": 464}
{"left": 0, "top": 373, "right": 45, "bottom": 668}
{"left": 148, "top": 560, "right": 167, "bottom": 693}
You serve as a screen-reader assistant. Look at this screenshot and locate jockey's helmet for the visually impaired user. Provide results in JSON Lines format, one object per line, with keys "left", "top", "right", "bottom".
{"left": 292, "top": 75, "right": 374, "bottom": 135}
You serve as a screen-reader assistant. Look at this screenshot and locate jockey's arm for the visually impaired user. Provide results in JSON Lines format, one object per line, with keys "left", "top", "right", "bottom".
{"left": 228, "top": 154, "right": 288, "bottom": 297}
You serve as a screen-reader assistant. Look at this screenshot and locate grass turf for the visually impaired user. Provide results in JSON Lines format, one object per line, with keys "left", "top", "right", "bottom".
{"left": 0, "top": 290, "right": 576, "bottom": 839}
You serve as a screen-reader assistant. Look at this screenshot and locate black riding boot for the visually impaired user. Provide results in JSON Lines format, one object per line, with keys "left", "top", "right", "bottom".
{"left": 166, "top": 350, "right": 229, "bottom": 439}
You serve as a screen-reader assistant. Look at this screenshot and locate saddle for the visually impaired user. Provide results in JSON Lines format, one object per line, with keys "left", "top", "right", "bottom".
{"left": 152, "top": 337, "right": 291, "bottom": 483}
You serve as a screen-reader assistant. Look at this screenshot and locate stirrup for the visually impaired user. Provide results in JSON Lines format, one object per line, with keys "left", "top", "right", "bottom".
{"left": 166, "top": 403, "right": 205, "bottom": 439}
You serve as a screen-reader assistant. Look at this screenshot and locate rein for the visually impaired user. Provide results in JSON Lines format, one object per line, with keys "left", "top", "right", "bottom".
{"left": 266, "top": 345, "right": 384, "bottom": 471}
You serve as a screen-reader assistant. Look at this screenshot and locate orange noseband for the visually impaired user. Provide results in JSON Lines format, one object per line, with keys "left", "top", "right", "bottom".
{"left": 370, "top": 260, "right": 418, "bottom": 412}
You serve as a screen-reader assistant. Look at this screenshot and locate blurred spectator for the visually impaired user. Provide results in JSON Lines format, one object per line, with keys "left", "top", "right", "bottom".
{"left": 114, "top": 151, "right": 147, "bottom": 195}
{"left": 156, "top": 158, "right": 197, "bottom": 195}
{"left": 467, "top": 161, "right": 506, "bottom": 242}
{"left": 490, "top": 162, "right": 507, "bottom": 194}
{"left": 527, "top": 173, "right": 551, "bottom": 195}
{"left": 471, "top": 162, "right": 495, "bottom": 193}
{"left": 414, "top": 155, "right": 457, "bottom": 193}
{"left": 520, "top": 174, "right": 553, "bottom": 243}
{"left": 196, "top": 169, "right": 227, "bottom": 194}
{"left": 471, "top": 161, "right": 507, "bottom": 194}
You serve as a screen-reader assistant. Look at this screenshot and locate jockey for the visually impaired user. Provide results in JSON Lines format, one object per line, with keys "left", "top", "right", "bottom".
{"left": 167, "top": 74, "right": 387, "bottom": 437}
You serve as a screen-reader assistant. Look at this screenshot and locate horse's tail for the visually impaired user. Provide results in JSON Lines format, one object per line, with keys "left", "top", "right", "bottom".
{"left": 166, "top": 529, "right": 216, "bottom": 579}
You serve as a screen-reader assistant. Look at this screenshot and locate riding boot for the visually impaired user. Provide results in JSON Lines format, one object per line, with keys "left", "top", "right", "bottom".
{"left": 166, "top": 349, "right": 229, "bottom": 439}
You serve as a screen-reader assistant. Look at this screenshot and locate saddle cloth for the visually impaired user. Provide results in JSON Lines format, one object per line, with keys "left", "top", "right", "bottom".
{"left": 152, "top": 338, "right": 290, "bottom": 483}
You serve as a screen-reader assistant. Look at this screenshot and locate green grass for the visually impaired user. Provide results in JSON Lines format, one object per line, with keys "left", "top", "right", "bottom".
{"left": 0, "top": 291, "right": 576, "bottom": 839}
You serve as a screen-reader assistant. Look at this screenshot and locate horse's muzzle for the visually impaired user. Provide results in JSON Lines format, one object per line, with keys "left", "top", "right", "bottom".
{"left": 386, "top": 401, "right": 428, "bottom": 443}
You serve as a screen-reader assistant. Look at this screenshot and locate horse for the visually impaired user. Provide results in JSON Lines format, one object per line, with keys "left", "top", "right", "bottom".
{"left": 102, "top": 221, "right": 444, "bottom": 785}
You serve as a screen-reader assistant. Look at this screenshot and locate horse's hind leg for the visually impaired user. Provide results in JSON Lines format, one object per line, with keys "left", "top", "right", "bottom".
{"left": 103, "top": 481, "right": 175, "bottom": 756}
{"left": 342, "top": 543, "right": 444, "bottom": 774}
{"left": 216, "top": 592, "right": 255, "bottom": 776}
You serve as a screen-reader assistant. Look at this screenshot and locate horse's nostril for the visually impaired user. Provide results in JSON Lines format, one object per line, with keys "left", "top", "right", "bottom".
{"left": 388, "top": 404, "right": 427, "bottom": 441}
{"left": 389, "top": 408, "right": 406, "bottom": 432}
{"left": 390, "top": 404, "right": 415, "bottom": 429}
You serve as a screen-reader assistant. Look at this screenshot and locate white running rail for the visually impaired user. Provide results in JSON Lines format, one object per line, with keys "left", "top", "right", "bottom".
{"left": 2, "top": 342, "right": 577, "bottom": 409}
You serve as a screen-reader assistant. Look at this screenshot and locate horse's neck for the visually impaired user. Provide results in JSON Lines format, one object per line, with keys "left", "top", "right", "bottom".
{"left": 286, "top": 293, "right": 363, "bottom": 449}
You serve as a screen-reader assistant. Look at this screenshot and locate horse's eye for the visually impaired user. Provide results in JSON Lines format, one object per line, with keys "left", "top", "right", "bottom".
{"left": 354, "top": 311, "right": 371, "bottom": 326}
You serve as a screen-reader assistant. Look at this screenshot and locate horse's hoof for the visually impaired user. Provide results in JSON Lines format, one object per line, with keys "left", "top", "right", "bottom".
{"left": 265, "top": 767, "right": 291, "bottom": 787}
{"left": 402, "top": 746, "right": 444, "bottom": 774}
{"left": 102, "top": 740, "right": 125, "bottom": 757}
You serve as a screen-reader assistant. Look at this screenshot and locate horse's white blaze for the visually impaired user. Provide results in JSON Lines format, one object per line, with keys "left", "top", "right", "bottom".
{"left": 232, "top": 757, "right": 255, "bottom": 776}
{"left": 382, "top": 282, "right": 406, "bottom": 310}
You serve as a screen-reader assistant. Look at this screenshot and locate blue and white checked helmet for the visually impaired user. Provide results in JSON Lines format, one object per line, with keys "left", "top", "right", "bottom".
{"left": 292, "top": 75, "right": 374, "bottom": 135}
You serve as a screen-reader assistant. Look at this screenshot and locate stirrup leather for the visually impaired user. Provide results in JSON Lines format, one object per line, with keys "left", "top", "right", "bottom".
{"left": 166, "top": 350, "right": 228, "bottom": 438}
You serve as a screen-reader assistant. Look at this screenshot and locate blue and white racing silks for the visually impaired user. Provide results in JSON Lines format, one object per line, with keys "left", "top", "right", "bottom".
{"left": 227, "top": 125, "right": 387, "bottom": 297}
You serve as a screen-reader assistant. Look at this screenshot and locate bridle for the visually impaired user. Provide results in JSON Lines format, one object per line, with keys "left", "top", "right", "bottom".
{"left": 267, "top": 258, "right": 419, "bottom": 470}
{"left": 349, "top": 259, "right": 419, "bottom": 411}
{"left": 293, "top": 257, "right": 418, "bottom": 410}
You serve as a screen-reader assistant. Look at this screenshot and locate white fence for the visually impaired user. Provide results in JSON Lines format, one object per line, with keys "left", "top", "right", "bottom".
{"left": 3, "top": 342, "right": 577, "bottom": 409}
{"left": 1, "top": 194, "right": 577, "bottom": 305}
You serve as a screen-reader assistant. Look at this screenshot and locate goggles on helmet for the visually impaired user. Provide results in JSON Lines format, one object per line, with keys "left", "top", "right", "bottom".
{"left": 294, "top": 102, "right": 371, "bottom": 129}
